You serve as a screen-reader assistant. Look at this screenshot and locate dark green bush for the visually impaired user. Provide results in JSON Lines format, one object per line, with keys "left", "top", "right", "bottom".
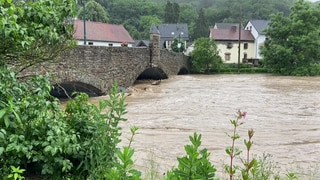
{"left": 0, "top": 64, "right": 137, "bottom": 179}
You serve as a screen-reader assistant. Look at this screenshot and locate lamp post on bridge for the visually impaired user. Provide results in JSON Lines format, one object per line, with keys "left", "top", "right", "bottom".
{"left": 171, "top": 31, "right": 184, "bottom": 53}
{"left": 80, "top": 0, "right": 87, "bottom": 45}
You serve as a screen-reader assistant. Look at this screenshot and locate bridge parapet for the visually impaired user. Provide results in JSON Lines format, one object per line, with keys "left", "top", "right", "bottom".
{"left": 19, "top": 45, "right": 190, "bottom": 96}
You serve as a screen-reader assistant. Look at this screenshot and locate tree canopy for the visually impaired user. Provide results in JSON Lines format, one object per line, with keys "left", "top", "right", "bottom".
{"left": 77, "top": 0, "right": 109, "bottom": 23}
{"left": 191, "top": 37, "right": 222, "bottom": 73}
{"left": 0, "top": 0, "right": 76, "bottom": 71}
{"left": 261, "top": 0, "right": 320, "bottom": 75}
{"left": 77, "top": 0, "right": 297, "bottom": 40}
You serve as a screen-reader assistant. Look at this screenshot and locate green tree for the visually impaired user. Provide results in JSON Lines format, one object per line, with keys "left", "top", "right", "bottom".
{"left": 191, "top": 37, "right": 222, "bottom": 73}
{"left": 78, "top": 0, "right": 109, "bottom": 23}
{"left": 193, "top": 8, "right": 208, "bottom": 40}
{"left": 261, "top": 0, "right": 320, "bottom": 75}
{"left": 171, "top": 38, "right": 185, "bottom": 53}
{"left": 107, "top": 0, "right": 163, "bottom": 39}
{"left": 179, "top": 4, "right": 197, "bottom": 37}
{"left": 0, "top": 0, "right": 76, "bottom": 71}
{"left": 139, "top": 15, "right": 162, "bottom": 39}
{"left": 164, "top": 1, "right": 180, "bottom": 23}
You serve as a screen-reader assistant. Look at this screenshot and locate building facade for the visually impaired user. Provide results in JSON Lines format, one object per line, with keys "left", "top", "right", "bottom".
{"left": 73, "top": 20, "right": 135, "bottom": 47}
{"left": 210, "top": 26, "right": 255, "bottom": 64}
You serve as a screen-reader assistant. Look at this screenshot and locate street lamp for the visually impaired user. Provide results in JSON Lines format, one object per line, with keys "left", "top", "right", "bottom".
{"left": 171, "top": 31, "right": 184, "bottom": 53}
{"left": 80, "top": 0, "right": 87, "bottom": 45}
{"left": 178, "top": 32, "right": 184, "bottom": 53}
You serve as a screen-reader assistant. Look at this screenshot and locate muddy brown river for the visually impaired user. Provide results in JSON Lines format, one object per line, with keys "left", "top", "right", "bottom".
{"left": 88, "top": 74, "right": 320, "bottom": 179}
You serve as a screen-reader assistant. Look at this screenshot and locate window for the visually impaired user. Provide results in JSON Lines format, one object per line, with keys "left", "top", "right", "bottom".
{"left": 227, "top": 43, "right": 233, "bottom": 49}
{"left": 244, "top": 43, "right": 248, "bottom": 49}
{"left": 108, "top": 43, "right": 113, "bottom": 47}
{"left": 225, "top": 53, "right": 231, "bottom": 61}
{"left": 88, "top": 42, "right": 93, "bottom": 45}
{"left": 243, "top": 53, "right": 247, "bottom": 63}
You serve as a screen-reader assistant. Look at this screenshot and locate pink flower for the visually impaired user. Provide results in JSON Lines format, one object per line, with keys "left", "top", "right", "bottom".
{"left": 242, "top": 111, "right": 247, "bottom": 118}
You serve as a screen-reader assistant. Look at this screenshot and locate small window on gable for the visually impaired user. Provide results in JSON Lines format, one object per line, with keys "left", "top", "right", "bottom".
{"left": 225, "top": 53, "right": 231, "bottom": 61}
{"left": 88, "top": 42, "right": 93, "bottom": 45}
{"left": 227, "top": 43, "right": 233, "bottom": 49}
{"left": 244, "top": 43, "right": 248, "bottom": 49}
{"left": 108, "top": 43, "right": 113, "bottom": 47}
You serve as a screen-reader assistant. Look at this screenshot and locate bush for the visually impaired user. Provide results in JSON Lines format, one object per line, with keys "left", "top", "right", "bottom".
{"left": 0, "top": 64, "right": 139, "bottom": 179}
{"left": 164, "top": 132, "right": 217, "bottom": 179}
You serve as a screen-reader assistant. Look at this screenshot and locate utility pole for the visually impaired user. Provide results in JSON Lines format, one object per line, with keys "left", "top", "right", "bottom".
{"left": 82, "top": 0, "right": 87, "bottom": 45}
{"left": 237, "top": 5, "right": 242, "bottom": 74}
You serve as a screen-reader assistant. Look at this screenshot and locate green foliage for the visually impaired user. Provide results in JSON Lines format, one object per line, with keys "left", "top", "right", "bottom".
{"left": 193, "top": 8, "right": 208, "bottom": 40}
{"left": 78, "top": 0, "right": 109, "bottom": 23}
{"left": 191, "top": 37, "right": 222, "bottom": 73}
{"left": 224, "top": 110, "right": 247, "bottom": 179}
{"left": 164, "top": 132, "right": 217, "bottom": 180}
{"left": 64, "top": 82, "right": 129, "bottom": 179}
{"left": 105, "top": 126, "right": 141, "bottom": 180}
{"left": 0, "top": 0, "right": 76, "bottom": 70}
{"left": 90, "top": 0, "right": 295, "bottom": 41}
{"left": 107, "top": 0, "right": 163, "bottom": 39}
{"left": 164, "top": 0, "right": 180, "bottom": 23}
{"left": 171, "top": 38, "right": 185, "bottom": 53}
{"left": 261, "top": 0, "right": 320, "bottom": 76}
{"left": 7, "top": 166, "right": 25, "bottom": 180}
{"left": 0, "top": 64, "right": 140, "bottom": 179}
{"left": 0, "top": 64, "right": 78, "bottom": 178}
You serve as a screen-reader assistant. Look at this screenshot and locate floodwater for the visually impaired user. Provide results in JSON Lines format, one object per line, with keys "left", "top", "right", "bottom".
{"left": 88, "top": 74, "right": 320, "bottom": 179}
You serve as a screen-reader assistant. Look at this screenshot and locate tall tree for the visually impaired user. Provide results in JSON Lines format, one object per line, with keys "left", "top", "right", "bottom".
{"left": 193, "top": 8, "right": 208, "bottom": 40}
{"left": 78, "top": 0, "right": 109, "bottom": 23}
{"left": 0, "top": 0, "right": 76, "bottom": 71}
{"left": 164, "top": 1, "right": 180, "bottom": 23}
{"left": 191, "top": 37, "right": 222, "bottom": 73}
{"left": 261, "top": 0, "right": 320, "bottom": 75}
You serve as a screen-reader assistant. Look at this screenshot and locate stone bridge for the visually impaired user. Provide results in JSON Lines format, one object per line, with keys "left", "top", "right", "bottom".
{"left": 22, "top": 44, "right": 190, "bottom": 96}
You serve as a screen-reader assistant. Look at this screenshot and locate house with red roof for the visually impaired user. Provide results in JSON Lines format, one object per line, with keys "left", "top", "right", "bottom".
{"left": 210, "top": 25, "right": 255, "bottom": 64}
{"left": 73, "top": 20, "right": 135, "bottom": 47}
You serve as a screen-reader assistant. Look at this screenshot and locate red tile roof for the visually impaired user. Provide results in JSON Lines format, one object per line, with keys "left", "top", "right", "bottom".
{"left": 73, "top": 20, "right": 134, "bottom": 43}
{"left": 210, "top": 28, "right": 254, "bottom": 41}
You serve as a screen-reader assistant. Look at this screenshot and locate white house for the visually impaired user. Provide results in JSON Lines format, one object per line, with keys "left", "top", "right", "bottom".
{"left": 73, "top": 20, "right": 135, "bottom": 47}
{"left": 245, "top": 20, "right": 270, "bottom": 59}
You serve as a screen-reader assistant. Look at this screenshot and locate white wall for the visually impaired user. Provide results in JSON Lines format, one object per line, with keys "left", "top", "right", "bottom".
{"left": 77, "top": 41, "right": 133, "bottom": 47}
{"left": 216, "top": 41, "right": 255, "bottom": 64}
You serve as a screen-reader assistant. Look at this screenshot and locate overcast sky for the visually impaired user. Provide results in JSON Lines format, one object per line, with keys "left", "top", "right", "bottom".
{"left": 308, "top": 0, "right": 318, "bottom": 2}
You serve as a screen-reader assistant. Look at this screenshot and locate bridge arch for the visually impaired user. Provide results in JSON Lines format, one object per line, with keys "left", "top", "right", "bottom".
{"left": 137, "top": 67, "right": 168, "bottom": 80}
{"left": 178, "top": 66, "right": 189, "bottom": 75}
{"left": 51, "top": 71, "right": 108, "bottom": 97}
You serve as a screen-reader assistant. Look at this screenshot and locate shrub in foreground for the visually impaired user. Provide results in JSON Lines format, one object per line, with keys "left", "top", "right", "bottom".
{"left": 0, "top": 64, "right": 140, "bottom": 179}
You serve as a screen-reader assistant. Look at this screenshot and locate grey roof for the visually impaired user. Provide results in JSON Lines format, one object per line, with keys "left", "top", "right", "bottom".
{"left": 157, "top": 24, "right": 189, "bottom": 41}
{"left": 249, "top": 20, "right": 270, "bottom": 35}
{"left": 150, "top": 23, "right": 160, "bottom": 34}
{"left": 135, "top": 40, "right": 150, "bottom": 47}
{"left": 214, "top": 23, "right": 243, "bottom": 29}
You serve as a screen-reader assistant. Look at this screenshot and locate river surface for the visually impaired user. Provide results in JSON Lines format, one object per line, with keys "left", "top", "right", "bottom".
{"left": 88, "top": 74, "right": 320, "bottom": 179}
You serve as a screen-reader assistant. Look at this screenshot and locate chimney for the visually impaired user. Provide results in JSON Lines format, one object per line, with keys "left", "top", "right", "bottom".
{"left": 231, "top": 25, "right": 237, "bottom": 31}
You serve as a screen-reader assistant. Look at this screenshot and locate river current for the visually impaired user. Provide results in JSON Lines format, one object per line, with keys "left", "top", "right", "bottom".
{"left": 88, "top": 74, "right": 320, "bottom": 179}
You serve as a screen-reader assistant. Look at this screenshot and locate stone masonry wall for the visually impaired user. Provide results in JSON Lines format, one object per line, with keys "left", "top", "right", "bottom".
{"left": 21, "top": 45, "right": 190, "bottom": 95}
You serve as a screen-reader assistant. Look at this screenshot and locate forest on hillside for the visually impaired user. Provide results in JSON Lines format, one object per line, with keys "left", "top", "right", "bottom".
{"left": 76, "top": 0, "right": 316, "bottom": 40}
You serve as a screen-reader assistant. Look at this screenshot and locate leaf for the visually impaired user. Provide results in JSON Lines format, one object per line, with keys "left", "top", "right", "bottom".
{"left": 4, "top": 115, "right": 10, "bottom": 128}
{"left": 0, "top": 108, "right": 6, "bottom": 119}
{"left": 0, "top": 147, "right": 4, "bottom": 156}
